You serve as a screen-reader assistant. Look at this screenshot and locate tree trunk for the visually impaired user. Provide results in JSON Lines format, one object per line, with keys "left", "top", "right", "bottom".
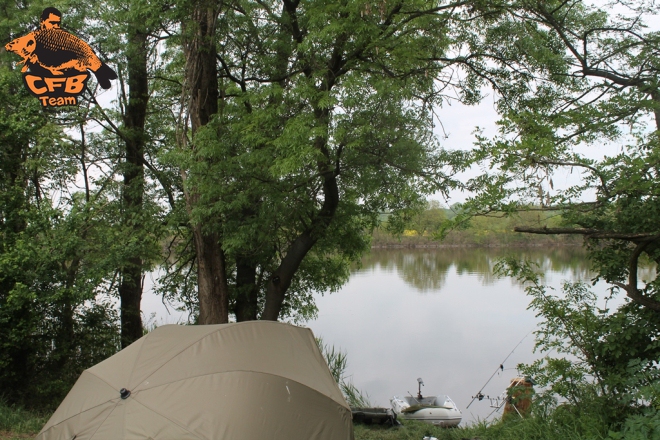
{"left": 191, "top": 228, "right": 228, "bottom": 323}
{"left": 184, "top": 2, "right": 220, "bottom": 130}
{"left": 262, "top": 165, "right": 340, "bottom": 321}
{"left": 182, "top": 0, "right": 229, "bottom": 324}
{"left": 262, "top": 231, "right": 317, "bottom": 321}
{"left": 234, "top": 257, "right": 259, "bottom": 321}
{"left": 258, "top": 22, "right": 343, "bottom": 319}
{"left": 649, "top": 89, "right": 659, "bottom": 132}
{"left": 119, "top": 256, "right": 144, "bottom": 346}
{"left": 119, "top": 28, "right": 148, "bottom": 347}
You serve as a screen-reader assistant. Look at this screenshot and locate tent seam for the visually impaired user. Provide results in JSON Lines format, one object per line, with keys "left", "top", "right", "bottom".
{"left": 130, "top": 396, "right": 209, "bottom": 440}
{"left": 85, "top": 369, "right": 120, "bottom": 391}
{"left": 37, "top": 372, "right": 119, "bottom": 433}
{"left": 88, "top": 400, "right": 121, "bottom": 440}
{"left": 126, "top": 336, "right": 147, "bottom": 391}
{"left": 38, "top": 399, "right": 119, "bottom": 438}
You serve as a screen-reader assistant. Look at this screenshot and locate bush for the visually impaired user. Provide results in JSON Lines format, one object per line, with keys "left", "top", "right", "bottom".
{"left": 495, "top": 258, "right": 660, "bottom": 438}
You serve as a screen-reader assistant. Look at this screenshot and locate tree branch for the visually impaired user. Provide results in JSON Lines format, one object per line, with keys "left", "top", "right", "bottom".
{"left": 613, "top": 237, "right": 660, "bottom": 312}
{"left": 513, "top": 226, "right": 659, "bottom": 241}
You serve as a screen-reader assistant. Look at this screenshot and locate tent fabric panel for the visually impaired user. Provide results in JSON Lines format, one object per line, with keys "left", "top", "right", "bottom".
{"left": 87, "top": 334, "right": 145, "bottom": 389}
{"left": 88, "top": 399, "right": 203, "bottom": 440}
{"left": 38, "top": 370, "right": 119, "bottom": 433}
{"left": 123, "top": 399, "right": 204, "bottom": 440}
{"left": 86, "top": 399, "right": 125, "bottom": 440}
{"left": 133, "top": 322, "right": 347, "bottom": 408}
{"left": 37, "top": 398, "right": 210, "bottom": 440}
{"left": 35, "top": 400, "right": 117, "bottom": 440}
{"left": 121, "top": 325, "right": 221, "bottom": 389}
{"left": 133, "top": 370, "right": 353, "bottom": 440}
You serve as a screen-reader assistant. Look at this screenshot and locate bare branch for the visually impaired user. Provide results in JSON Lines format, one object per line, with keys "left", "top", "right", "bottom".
{"left": 513, "top": 227, "right": 659, "bottom": 241}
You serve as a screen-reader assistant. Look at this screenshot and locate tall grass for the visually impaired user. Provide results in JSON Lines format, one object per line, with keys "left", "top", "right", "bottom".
{"left": 0, "top": 400, "right": 47, "bottom": 438}
{"left": 354, "top": 415, "right": 609, "bottom": 440}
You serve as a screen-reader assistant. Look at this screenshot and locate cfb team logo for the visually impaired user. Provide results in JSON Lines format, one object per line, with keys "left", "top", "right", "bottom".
{"left": 4, "top": 7, "right": 117, "bottom": 107}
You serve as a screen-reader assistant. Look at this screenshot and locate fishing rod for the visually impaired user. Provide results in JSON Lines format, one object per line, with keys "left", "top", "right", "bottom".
{"left": 465, "top": 330, "right": 533, "bottom": 409}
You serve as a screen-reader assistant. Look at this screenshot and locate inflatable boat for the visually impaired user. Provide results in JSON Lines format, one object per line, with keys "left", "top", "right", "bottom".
{"left": 390, "top": 378, "right": 462, "bottom": 427}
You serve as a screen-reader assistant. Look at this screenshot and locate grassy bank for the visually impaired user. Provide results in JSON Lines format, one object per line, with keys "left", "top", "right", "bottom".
{"left": 0, "top": 402, "right": 47, "bottom": 440}
{"left": 354, "top": 415, "right": 610, "bottom": 440}
{"left": 0, "top": 400, "right": 613, "bottom": 440}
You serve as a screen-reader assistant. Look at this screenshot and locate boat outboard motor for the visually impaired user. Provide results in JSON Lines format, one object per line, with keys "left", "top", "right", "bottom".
{"left": 417, "top": 377, "right": 424, "bottom": 399}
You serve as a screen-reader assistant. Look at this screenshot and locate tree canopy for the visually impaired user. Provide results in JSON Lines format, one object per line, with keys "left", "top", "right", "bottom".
{"left": 172, "top": 0, "right": 502, "bottom": 323}
{"left": 447, "top": 1, "right": 660, "bottom": 431}
{"left": 451, "top": 0, "right": 660, "bottom": 313}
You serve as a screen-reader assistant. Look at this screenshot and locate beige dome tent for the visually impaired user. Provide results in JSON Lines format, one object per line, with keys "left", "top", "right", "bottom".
{"left": 36, "top": 321, "right": 353, "bottom": 440}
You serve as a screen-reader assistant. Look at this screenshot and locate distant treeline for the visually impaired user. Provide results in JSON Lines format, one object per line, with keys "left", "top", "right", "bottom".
{"left": 373, "top": 201, "right": 581, "bottom": 248}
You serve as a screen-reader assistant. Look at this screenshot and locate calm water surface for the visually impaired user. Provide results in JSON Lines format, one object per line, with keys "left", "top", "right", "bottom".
{"left": 305, "top": 247, "right": 620, "bottom": 423}
{"left": 143, "top": 247, "right": 649, "bottom": 424}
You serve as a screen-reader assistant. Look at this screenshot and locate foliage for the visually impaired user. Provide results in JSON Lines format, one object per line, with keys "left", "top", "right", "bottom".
{"left": 405, "top": 200, "right": 447, "bottom": 237}
{"left": 0, "top": 197, "right": 122, "bottom": 409}
{"left": 613, "top": 407, "right": 660, "bottom": 440}
{"left": 449, "top": 0, "right": 660, "bottom": 313}
{"left": 0, "top": 0, "right": 196, "bottom": 410}
{"left": 0, "top": 400, "right": 47, "bottom": 438}
{"left": 353, "top": 415, "right": 614, "bottom": 440}
{"left": 0, "top": 3, "right": 124, "bottom": 409}
{"left": 172, "top": 0, "right": 520, "bottom": 322}
{"left": 495, "top": 257, "right": 660, "bottom": 436}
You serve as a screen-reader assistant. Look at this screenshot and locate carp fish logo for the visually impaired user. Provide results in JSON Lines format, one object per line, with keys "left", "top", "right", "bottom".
{"left": 4, "top": 7, "right": 117, "bottom": 107}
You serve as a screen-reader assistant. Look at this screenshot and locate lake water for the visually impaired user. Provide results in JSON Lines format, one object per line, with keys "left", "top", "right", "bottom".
{"left": 305, "top": 247, "right": 620, "bottom": 423}
{"left": 142, "top": 246, "right": 647, "bottom": 424}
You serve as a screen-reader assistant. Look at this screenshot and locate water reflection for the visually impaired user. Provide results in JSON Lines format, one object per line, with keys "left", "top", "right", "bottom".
{"left": 357, "top": 247, "right": 596, "bottom": 292}
{"left": 309, "top": 246, "right": 656, "bottom": 423}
